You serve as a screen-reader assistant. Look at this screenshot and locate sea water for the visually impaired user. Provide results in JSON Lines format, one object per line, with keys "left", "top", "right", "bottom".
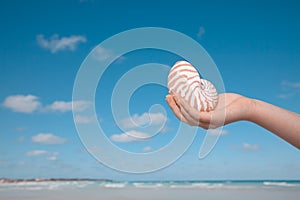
{"left": 1, "top": 180, "right": 300, "bottom": 200}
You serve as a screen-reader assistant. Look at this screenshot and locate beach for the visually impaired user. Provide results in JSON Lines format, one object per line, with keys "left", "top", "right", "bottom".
{"left": 1, "top": 180, "right": 300, "bottom": 200}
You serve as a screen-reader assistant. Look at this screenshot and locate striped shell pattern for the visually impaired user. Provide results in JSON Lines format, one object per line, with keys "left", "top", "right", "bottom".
{"left": 168, "top": 61, "right": 218, "bottom": 112}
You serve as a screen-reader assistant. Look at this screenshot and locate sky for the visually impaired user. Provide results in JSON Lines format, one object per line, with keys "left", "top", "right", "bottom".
{"left": 0, "top": 0, "right": 300, "bottom": 180}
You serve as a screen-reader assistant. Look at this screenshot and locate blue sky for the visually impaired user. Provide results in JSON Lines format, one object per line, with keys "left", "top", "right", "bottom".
{"left": 0, "top": 0, "right": 300, "bottom": 180}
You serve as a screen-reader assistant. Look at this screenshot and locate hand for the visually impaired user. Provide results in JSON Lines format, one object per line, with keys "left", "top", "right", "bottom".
{"left": 166, "top": 92, "right": 300, "bottom": 149}
{"left": 166, "top": 92, "right": 254, "bottom": 129}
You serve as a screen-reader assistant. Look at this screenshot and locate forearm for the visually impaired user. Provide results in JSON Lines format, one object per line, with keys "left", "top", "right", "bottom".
{"left": 248, "top": 99, "right": 300, "bottom": 149}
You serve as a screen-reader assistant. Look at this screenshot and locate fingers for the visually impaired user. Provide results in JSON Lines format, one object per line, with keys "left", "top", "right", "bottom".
{"left": 173, "top": 94, "right": 212, "bottom": 125}
{"left": 165, "top": 95, "right": 189, "bottom": 124}
{"left": 165, "top": 95, "right": 178, "bottom": 116}
{"left": 172, "top": 94, "right": 200, "bottom": 122}
{"left": 166, "top": 93, "right": 223, "bottom": 129}
{"left": 172, "top": 93, "right": 219, "bottom": 128}
{"left": 173, "top": 96, "right": 199, "bottom": 126}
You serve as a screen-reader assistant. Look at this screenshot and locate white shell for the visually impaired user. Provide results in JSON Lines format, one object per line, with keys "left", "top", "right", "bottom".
{"left": 167, "top": 61, "right": 218, "bottom": 112}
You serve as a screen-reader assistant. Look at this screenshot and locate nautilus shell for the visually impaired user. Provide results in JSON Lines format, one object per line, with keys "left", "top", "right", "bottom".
{"left": 167, "top": 61, "right": 218, "bottom": 112}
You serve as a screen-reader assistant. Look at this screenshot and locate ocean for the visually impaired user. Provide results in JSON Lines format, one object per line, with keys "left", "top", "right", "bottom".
{"left": 1, "top": 180, "right": 300, "bottom": 200}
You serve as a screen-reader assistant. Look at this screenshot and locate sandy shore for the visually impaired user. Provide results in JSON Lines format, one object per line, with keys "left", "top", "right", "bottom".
{"left": 1, "top": 187, "right": 300, "bottom": 200}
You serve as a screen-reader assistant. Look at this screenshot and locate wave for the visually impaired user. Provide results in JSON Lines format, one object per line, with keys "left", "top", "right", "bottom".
{"left": 263, "top": 182, "right": 300, "bottom": 187}
{"left": 133, "top": 182, "right": 164, "bottom": 188}
{"left": 103, "top": 183, "right": 126, "bottom": 188}
{"left": 169, "top": 183, "right": 227, "bottom": 189}
{"left": 0, "top": 181, "right": 93, "bottom": 190}
{"left": 2, "top": 180, "right": 300, "bottom": 191}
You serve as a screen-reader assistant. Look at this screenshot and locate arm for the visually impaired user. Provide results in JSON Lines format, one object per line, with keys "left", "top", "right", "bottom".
{"left": 250, "top": 99, "right": 300, "bottom": 149}
{"left": 166, "top": 93, "right": 300, "bottom": 149}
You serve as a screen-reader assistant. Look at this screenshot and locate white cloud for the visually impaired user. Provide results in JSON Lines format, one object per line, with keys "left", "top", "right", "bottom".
{"left": 281, "top": 80, "right": 300, "bottom": 89}
{"left": 208, "top": 129, "right": 228, "bottom": 136}
{"left": 92, "top": 47, "right": 125, "bottom": 62}
{"left": 32, "top": 133, "right": 66, "bottom": 145}
{"left": 142, "top": 146, "right": 152, "bottom": 152}
{"left": 2, "top": 95, "right": 41, "bottom": 113}
{"left": 197, "top": 26, "right": 205, "bottom": 39}
{"left": 37, "top": 34, "right": 86, "bottom": 53}
{"left": 110, "top": 130, "right": 149, "bottom": 143}
{"left": 26, "top": 150, "right": 59, "bottom": 161}
{"left": 48, "top": 152, "right": 59, "bottom": 161}
{"left": 26, "top": 150, "right": 48, "bottom": 156}
{"left": 278, "top": 80, "right": 300, "bottom": 99}
{"left": 46, "top": 100, "right": 91, "bottom": 112}
{"left": 277, "top": 93, "right": 294, "bottom": 99}
{"left": 74, "top": 115, "right": 94, "bottom": 124}
{"left": 3, "top": 94, "right": 91, "bottom": 114}
{"left": 93, "top": 47, "right": 113, "bottom": 61}
{"left": 47, "top": 156, "right": 57, "bottom": 161}
{"left": 120, "top": 112, "right": 167, "bottom": 129}
{"left": 242, "top": 143, "right": 260, "bottom": 151}
{"left": 160, "top": 125, "right": 170, "bottom": 133}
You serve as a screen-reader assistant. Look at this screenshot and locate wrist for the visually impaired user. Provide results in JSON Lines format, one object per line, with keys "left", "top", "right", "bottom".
{"left": 245, "top": 97, "right": 258, "bottom": 122}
